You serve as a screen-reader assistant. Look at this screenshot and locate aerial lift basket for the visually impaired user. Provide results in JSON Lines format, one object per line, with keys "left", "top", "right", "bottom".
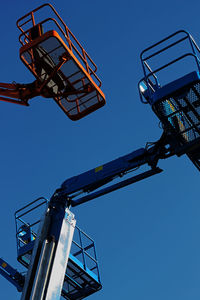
{"left": 138, "top": 30, "right": 200, "bottom": 168}
{"left": 17, "top": 3, "right": 105, "bottom": 120}
{"left": 15, "top": 198, "right": 102, "bottom": 299}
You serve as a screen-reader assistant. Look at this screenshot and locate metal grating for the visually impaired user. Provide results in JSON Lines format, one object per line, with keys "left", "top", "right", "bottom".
{"left": 153, "top": 83, "right": 200, "bottom": 147}
{"left": 20, "top": 32, "right": 105, "bottom": 120}
{"left": 17, "top": 3, "right": 106, "bottom": 120}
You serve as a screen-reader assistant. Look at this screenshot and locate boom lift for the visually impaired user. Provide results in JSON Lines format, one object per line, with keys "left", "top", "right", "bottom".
{"left": 0, "top": 3, "right": 106, "bottom": 120}
{"left": 1, "top": 5, "right": 200, "bottom": 300}
{"left": 138, "top": 30, "right": 200, "bottom": 170}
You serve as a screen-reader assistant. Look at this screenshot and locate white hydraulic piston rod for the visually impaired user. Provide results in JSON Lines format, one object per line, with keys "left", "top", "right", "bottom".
{"left": 21, "top": 207, "right": 76, "bottom": 300}
{"left": 45, "top": 209, "right": 76, "bottom": 299}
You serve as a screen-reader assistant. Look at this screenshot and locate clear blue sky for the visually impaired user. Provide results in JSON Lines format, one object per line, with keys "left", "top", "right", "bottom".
{"left": 0, "top": 0, "right": 200, "bottom": 299}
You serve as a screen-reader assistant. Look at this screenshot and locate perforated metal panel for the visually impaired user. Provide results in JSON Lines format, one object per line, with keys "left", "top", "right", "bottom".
{"left": 153, "top": 83, "right": 200, "bottom": 147}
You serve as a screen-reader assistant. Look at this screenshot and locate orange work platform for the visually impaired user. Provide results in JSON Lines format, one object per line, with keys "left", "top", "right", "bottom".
{"left": 16, "top": 3, "right": 105, "bottom": 120}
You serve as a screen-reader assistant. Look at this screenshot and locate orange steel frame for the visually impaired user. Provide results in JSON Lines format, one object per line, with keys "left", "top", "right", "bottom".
{"left": 17, "top": 3, "right": 100, "bottom": 84}
{"left": 0, "top": 81, "right": 43, "bottom": 106}
{"left": 0, "top": 83, "right": 29, "bottom": 106}
{"left": 17, "top": 3, "right": 106, "bottom": 120}
{"left": 0, "top": 3, "right": 105, "bottom": 120}
{"left": 19, "top": 30, "right": 105, "bottom": 120}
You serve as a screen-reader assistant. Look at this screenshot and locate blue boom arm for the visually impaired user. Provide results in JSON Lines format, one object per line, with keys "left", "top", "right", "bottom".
{"left": 0, "top": 134, "right": 171, "bottom": 297}
{"left": 0, "top": 258, "right": 24, "bottom": 292}
{"left": 52, "top": 134, "right": 171, "bottom": 207}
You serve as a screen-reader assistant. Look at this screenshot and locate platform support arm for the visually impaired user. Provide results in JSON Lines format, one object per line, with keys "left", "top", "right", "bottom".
{"left": 0, "top": 79, "right": 57, "bottom": 106}
{"left": 0, "top": 81, "right": 42, "bottom": 105}
{"left": 54, "top": 133, "right": 172, "bottom": 208}
{"left": 0, "top": 258, "right": 24, "bottom": 292}
{"left": 71, "top": 167, "right": 163, "bottom": 207}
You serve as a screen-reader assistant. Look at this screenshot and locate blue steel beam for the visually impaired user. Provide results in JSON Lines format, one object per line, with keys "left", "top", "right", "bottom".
{"left": 56, "top": 139, "right": 169, "bottom": 207}
{"left": 61, "top": 148, "right": 148, "bottom": 195}
{"left": 71, "top": 167, "right": 163, "bottom": 207}
{"left": 0, "top": 258, "right": 24, "bottom": 292}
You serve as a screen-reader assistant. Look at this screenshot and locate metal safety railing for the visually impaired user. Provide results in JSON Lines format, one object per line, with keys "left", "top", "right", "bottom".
{"left": 15, "top": 197, "right": 48, "bottom": 256}
{"left": 16, "top": 3, "right": 102, "bottom": 88}
{"left": 15, "top": 197, "right": 101, "bottom": 286}
{"left": 70, "top": 225, "right": 101, "bottom": 283}
{"left": 139, "top": 30, "right": 200, "bottom": 104}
